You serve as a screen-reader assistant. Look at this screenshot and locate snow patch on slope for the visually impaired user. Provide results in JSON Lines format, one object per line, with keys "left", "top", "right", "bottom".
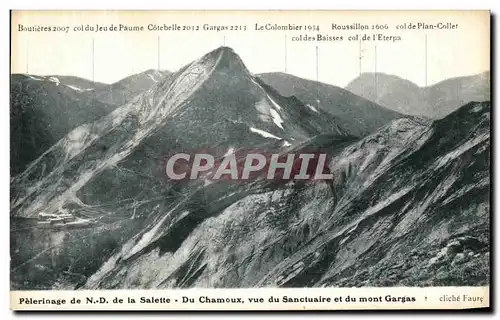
{"left": 269, "top": 108, "right": 284, "bottom": 129}
{"left": 250, "top": 127, "right": 281, "bottom": 140}
{"left": 66, "top": 84, "right": 92, "bottom": 92}
{"left": 48, "top": 77, "right": 60, "bottom": 86}
{"left": 25, "top": 74, "right": 44, "bottom": 81}
{"left": 307, "top": 104, "right": 319, "bottom": 113}
{"left": 471, "top": 104, "right": 485, "bottom": 113}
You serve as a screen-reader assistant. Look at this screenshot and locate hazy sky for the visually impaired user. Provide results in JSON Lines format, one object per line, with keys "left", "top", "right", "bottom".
{"left": 11, "top": 10, "right": 490, "bottom": 87}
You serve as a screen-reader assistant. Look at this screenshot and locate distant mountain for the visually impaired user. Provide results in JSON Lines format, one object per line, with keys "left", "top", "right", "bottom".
{"left": 345, "top": 71, "right": 490, "bottom": 119}
{"left": 10, "top": 70, "right": 170, "bottom": 176}
{"left": 10, "top": 74, "right": 115, "bottom": 176}
{"left": 258, "top": 72, "right": 403, "bottom": 137}
{"left": 46, "top": 75, "right": 108, "bottom": 91}
{"left": 92, "top": 69, "right": 171, "bottom": 106}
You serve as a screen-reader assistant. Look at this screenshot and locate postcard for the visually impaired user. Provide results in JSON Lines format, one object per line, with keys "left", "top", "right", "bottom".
{"left": 10, "top": 10, "right": 490, "bottom": 311}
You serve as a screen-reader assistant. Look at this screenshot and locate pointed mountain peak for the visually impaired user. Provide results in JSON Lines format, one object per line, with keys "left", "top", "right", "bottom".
{"left": 205, "top": 46, "right": 239, "bottom": 59}
{"left": 195, "top": 46, "right": 250, "bottom": 76}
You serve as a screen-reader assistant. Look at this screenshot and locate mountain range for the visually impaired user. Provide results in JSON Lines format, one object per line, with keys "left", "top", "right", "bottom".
{"left": 10, "top": 69, "right": 170, "bottom": 176}
{"left": 10, "top": 47, "right": 490, "bottom": 290}
{"left": 345, "top": 71, "right": 490, "bottom": 119}
{"left": 258, "top": 72, "right": 403, "bottom": 137}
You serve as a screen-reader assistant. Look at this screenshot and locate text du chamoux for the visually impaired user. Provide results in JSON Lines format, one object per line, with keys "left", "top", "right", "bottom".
{"left": 17, "top": 294, "right": 417, "bottom": 306}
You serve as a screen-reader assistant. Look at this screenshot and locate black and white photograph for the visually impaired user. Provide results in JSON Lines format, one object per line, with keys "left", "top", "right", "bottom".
{"left": 9, "top": 10, "right": 491, "bottom": 310}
